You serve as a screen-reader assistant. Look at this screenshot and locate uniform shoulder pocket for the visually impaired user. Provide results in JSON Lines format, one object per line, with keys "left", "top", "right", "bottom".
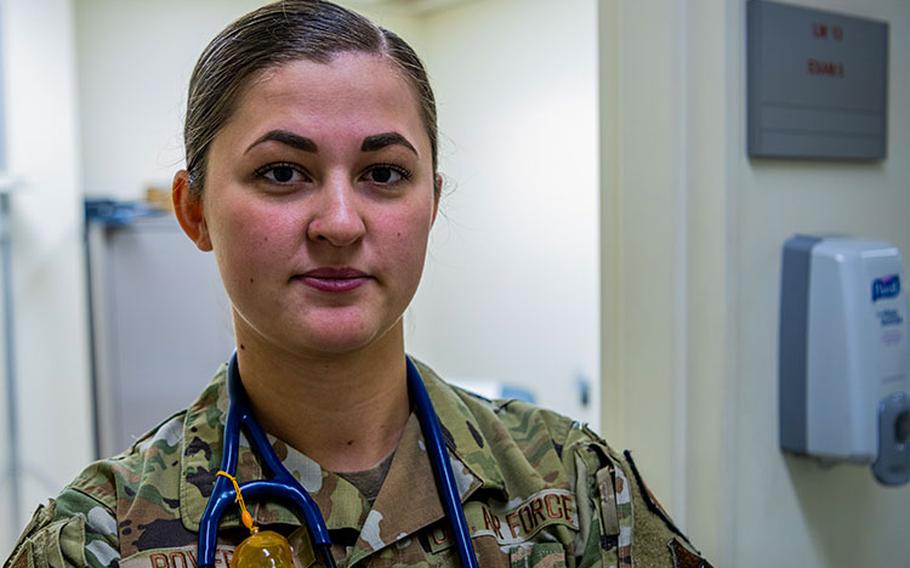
{"left": 16, "top": 503, "right": 54, "bottom": 543}
{"left": 4, "top": 515, "right": 87, "bottom": 568}
{"left": 5, "top": 502, "right": 54, "bottom": 568}
{"left": 571, "top": 431, "right": 633, "bottom": 568}
{"left": 571, "top": 430, "right": 713, "bottom": 568}
{"left": 509, "top": 542, "right": 567, "bottom": 568}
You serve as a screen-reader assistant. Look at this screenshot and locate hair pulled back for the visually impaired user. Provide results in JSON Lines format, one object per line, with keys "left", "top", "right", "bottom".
{"left": 184, "top": 0, "right": 438, "bottom": 194}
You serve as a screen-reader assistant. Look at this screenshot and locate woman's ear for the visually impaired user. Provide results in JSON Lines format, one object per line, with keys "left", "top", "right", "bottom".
{"left": 432, "top": 173, "right": 443, "bottom": 224}
{"left": 172, "top": 170, "right": 213, "bottom": 251}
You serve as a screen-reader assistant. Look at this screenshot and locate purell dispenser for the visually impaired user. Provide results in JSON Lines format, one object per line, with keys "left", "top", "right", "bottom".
{"left": 779, "top": 235, "right": 910, "bottom": 486}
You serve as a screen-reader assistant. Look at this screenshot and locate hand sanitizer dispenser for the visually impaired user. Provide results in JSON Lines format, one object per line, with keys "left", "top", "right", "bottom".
{"left": 779, "top": 235, "right": 910, "bottom": 486}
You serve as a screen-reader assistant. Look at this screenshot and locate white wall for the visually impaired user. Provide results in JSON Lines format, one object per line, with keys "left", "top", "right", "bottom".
{"left": 0, "top": 0, "right": 90, "bottom": 555}
{"left": 406, "top": 0, "right": 600, "bottom": 426}
{"left": 601, "top": 0, "right": 910, "bottom": 566}
{"left": 75, "top": 0, "right": 281, "bottom": 200}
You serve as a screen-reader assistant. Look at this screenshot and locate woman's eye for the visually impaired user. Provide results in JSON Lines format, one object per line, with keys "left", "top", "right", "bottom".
{"left": 256, "top": 163, "right": 309, "bottom": 184}
{"left": 364, "top": 165, "right": 408, "bottom": 186}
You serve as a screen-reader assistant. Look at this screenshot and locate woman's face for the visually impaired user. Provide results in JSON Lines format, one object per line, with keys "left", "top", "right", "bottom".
{"left": 176, "top": 53, "right": 438, "bottom": 356}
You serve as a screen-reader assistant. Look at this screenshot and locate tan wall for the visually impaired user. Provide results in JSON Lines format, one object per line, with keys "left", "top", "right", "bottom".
{"left": 733, "top": 0, "right": 910, "bottom": 565}
{"left": 601, "top": 0, "right": 910, "bottom": 565}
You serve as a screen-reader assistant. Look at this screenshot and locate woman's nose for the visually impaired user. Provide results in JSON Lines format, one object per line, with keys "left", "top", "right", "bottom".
{"left": 306, "top": 179, "right": 366, "bottom": 246}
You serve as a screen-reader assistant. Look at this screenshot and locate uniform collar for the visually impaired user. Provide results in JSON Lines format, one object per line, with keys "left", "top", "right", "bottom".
{"left": 411, "top": 358, "right": 507, "bottom": 493}
{"left": 177, "top": 359, "right": 509, "bottom": 538}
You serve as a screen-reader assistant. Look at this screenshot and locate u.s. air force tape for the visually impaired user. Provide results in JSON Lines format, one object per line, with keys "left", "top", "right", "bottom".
{"left": 428, "top": 487, "right": 579, "bottom": 553}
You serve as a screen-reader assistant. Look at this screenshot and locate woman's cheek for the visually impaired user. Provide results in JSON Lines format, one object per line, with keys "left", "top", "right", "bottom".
{"left": 226, "top": 199, "right": 291, "bottom": 248}
{"left": 213, "top": 213, "right": 279, "bottom": 289}
{"left": 387, "top": 218, "right": 432, "bottom": 284}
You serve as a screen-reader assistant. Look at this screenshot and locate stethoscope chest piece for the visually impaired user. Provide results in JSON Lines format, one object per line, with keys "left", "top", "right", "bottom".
{"left": 231, "top": 529, "right": 296, "bottom": 568}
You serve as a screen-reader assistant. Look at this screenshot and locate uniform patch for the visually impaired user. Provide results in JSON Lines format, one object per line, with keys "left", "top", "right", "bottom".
{"left": 428, "top": 489, "right": 579, "bottom": 552}
{"left": 623, "top": 450, "right": 691, "bottom": 546}
{"left": 8, "top": 543, "right": 30, "bottom": 568}
{"left": 668, "top": 538, "right": 713, "bottom": 568}
{"left": 119, "top": 545, "right": 235, "bottom": 568}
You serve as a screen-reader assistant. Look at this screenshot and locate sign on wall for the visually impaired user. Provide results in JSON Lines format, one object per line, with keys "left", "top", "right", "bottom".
{"left": 747, "top": 0, "right": 889, "bottom": 160}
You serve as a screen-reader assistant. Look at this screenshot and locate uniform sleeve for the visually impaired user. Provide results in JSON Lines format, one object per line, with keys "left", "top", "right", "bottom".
{"left": 3, "top": 488, "right": 121, "bottom": 568}
{"left": 564, "top": 425, "right": 713, "bottom": 568}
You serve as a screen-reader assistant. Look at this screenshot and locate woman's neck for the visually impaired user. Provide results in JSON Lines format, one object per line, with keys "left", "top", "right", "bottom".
{"left": 233, "top": 320, "right": 411, "bottom": 473}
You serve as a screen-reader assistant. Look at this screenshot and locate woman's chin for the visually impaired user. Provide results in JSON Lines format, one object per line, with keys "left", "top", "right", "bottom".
{"left": 235, "top": 304, "right": 404, "bottom": 358}
{"left": 301, "top": 335, "right": 376, "bottom": 356}
{"left": 288, "top": 317, "right": 399, "bottom": 356}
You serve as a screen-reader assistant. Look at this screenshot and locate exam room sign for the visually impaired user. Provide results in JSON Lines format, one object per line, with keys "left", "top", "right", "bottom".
{"left": 747, "top": 0, "right": 889, "bottom": 160}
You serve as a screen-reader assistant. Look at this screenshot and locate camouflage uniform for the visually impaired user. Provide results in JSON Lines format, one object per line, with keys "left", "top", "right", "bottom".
{"left": 4, "top": 360, "right": 711, "bottom": 568}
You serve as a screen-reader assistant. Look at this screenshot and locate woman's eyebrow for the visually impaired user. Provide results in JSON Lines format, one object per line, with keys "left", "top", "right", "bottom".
{"left": 361, "top": 132, "right": 418, "bottom": 156}
{"left": 246, "top": 130, "right": 318, "bottom": 153}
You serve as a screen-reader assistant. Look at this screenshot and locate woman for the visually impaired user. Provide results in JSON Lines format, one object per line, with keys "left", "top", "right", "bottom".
{"left": 4, "top": 1, "right": 709, "bottom": 567}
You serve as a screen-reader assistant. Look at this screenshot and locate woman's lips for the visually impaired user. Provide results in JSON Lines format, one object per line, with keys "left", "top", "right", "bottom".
{"left": 295, "top": 267, "right": 372, "bottom": 292}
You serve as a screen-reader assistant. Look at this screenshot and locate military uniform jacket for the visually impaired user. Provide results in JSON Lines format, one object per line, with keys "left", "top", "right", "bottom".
{"left": 4, "top": 361, "right": 711, "bottom": 568}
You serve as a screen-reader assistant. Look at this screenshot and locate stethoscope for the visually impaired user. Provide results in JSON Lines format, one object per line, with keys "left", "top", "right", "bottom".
{"left": 197, "top": 352, "right": 480, "bottom": 568}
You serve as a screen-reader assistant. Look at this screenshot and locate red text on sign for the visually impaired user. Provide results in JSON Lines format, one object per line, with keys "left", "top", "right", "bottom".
{"left": 813, "top": 23, "right": 844, "bottom": 41}
{"left": 807, "top": 58, "right": 845, "bottom": 78}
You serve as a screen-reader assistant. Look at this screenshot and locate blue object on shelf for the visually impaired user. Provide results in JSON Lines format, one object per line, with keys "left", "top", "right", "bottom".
{"left": 85, "top": 198, "right": 165, "bottom": 227}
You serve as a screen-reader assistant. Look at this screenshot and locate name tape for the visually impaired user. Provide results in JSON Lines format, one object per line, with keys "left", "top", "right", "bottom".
{"left": 120, "top": 546, "right": 235, "bottom": 568}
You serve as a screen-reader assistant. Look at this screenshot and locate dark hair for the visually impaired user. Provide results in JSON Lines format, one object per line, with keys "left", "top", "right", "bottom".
{"left": 184, "top": 0, "right": 438, "bottom": 194}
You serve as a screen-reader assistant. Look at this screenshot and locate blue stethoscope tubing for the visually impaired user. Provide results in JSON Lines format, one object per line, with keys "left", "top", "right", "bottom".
{"left": 196, "top": 352, "right": 479, "bottom": 568}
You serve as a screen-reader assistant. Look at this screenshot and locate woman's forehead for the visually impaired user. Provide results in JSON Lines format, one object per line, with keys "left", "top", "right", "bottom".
{"left": 225, "top": 54, "right": 426, "bottom": 144}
